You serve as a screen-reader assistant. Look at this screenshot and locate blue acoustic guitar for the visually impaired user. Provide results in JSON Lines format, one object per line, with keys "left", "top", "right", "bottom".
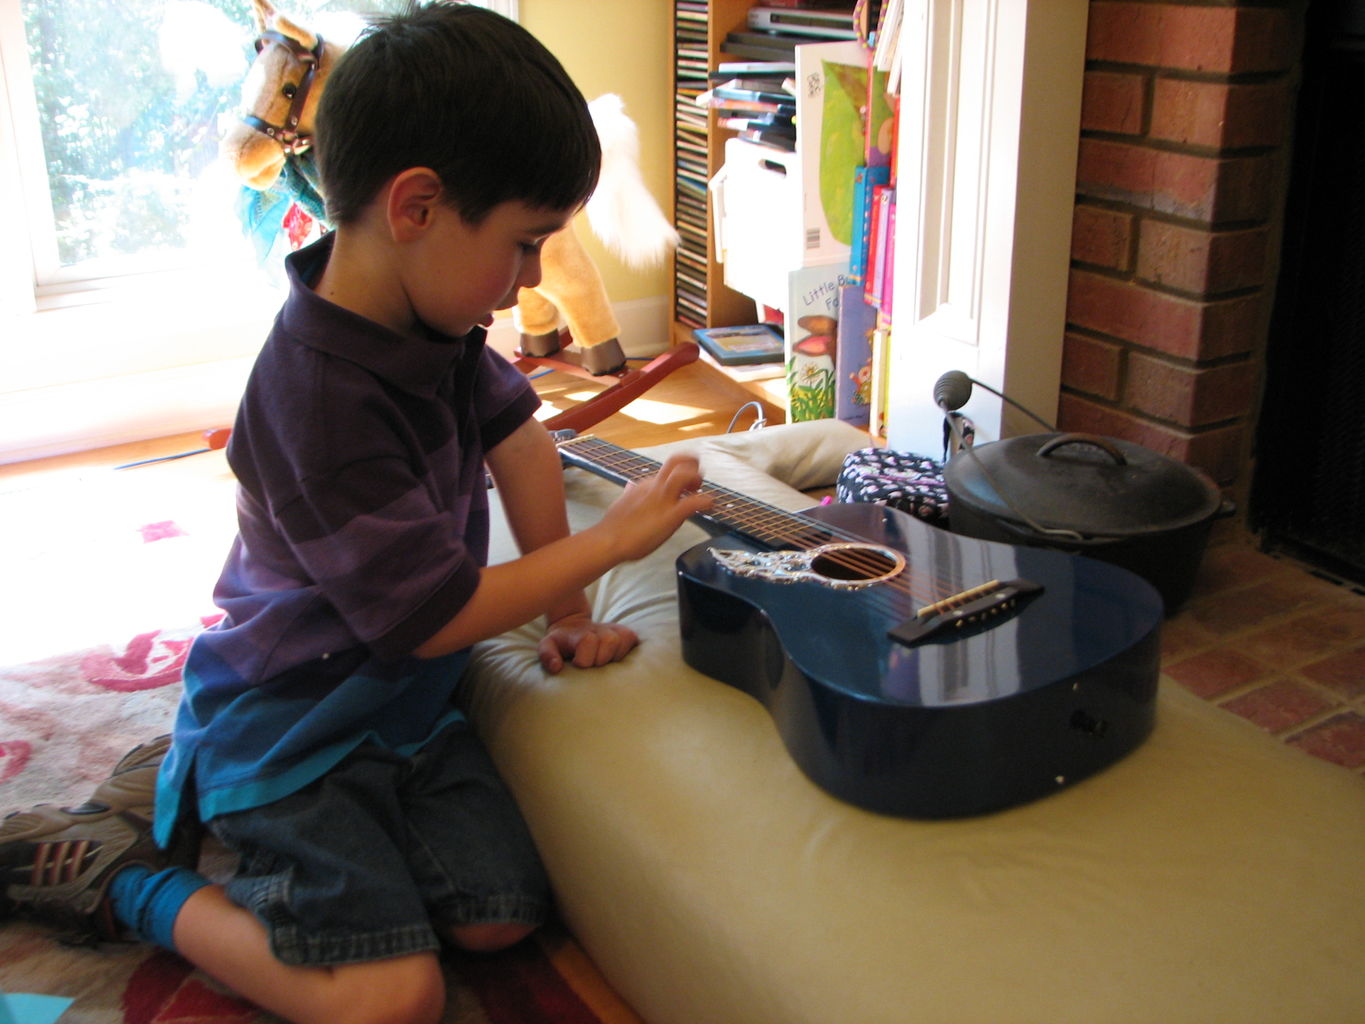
{"left": 558, "top": 435, "right": 1164, "bottom": 819}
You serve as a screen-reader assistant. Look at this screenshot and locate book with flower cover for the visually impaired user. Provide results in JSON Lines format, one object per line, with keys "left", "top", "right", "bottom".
{"left": 785, "top": 261, "right": 850, "bottom": 421}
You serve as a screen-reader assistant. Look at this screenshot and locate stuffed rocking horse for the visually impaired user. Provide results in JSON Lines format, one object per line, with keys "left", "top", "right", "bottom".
{"left": 221, "top": 0, "right": 697, "bottom": 412}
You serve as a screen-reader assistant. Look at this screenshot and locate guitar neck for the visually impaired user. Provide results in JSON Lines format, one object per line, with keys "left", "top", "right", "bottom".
{"left": 556, "top": 434, "right": 830, "bottom": 550}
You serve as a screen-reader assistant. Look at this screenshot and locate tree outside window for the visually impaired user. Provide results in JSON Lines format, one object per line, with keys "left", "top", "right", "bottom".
{"left": 21, "top": 0, "right": 256, "bottom": 272}
{"left": 7, "top": 0, "right": 510, "bottom": 295}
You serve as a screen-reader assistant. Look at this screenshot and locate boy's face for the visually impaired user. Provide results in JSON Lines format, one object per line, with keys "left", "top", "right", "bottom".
{"left": 404, "top": 198, "right": 574, "bottom": 339}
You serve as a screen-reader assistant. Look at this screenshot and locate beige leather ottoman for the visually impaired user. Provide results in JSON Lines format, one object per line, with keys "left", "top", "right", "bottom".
{"left": 462, "top": 420, "right": 1365, "bottom": 1024}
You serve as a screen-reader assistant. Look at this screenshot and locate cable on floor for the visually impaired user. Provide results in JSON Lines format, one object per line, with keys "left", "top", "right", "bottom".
{"left": 726, "top": 401, "right": 768, "bottom": 433}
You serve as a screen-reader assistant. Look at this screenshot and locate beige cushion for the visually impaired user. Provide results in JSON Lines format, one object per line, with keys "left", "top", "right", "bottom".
{"left": 461, "top": 420, "right": 1365, "bottom": 1024}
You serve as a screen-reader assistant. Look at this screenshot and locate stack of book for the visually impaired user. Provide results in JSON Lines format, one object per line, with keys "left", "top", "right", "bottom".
{"left": 724, "top": 4, "right": 857, "bottom": 62}
{"left": 691, "top": 323, "right": 787, "bottom": 381}
{"left": 670, "top": 2, "right": 864, "bottom": 336}
{"left": 698, "top": 75, "right": 796, "bottom": 152}
{"left": 710, "top": 5, "right": 857, "bottom": 153}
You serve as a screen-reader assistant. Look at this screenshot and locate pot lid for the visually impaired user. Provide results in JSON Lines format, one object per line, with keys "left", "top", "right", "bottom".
{"left": 943, "top": 433, "right": 1221, "bottom": 538}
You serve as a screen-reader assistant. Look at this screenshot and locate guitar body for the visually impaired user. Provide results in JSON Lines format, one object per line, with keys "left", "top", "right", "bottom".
{"left": 676, "top": 502, "right": 1164, "bottom": 818}
{"left": 554, "top": 434, "right": 1163, "bottom": 819}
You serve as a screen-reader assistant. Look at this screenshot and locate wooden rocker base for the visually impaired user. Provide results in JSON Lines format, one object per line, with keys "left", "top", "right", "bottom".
{"left": 515, "top": 340, "right": 701, "bottom": 434}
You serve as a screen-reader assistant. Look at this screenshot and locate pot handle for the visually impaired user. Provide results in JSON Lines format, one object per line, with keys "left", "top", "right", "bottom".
{"left": 1035, "top": 433, "right": 1128, "bottom": 465}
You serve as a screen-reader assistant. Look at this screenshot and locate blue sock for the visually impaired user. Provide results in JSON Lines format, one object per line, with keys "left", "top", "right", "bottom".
{"left": 108, "top": 864, "right": 211, "bottom": 952}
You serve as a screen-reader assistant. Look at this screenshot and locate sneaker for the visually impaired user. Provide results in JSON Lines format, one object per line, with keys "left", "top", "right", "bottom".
{"left": 0, "top": 734, "right": 187, "bottom": 944}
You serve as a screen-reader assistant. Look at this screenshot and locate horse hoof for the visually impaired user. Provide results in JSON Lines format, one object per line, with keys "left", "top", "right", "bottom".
{"left": 581, "top": 338, "right": 626, "bottom": 376}
{"left": 520, "top": 331, "right": 562, "bottom": 358}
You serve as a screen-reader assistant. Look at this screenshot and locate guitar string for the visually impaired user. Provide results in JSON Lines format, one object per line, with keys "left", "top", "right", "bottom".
{"left": 563, "top": 440, "right": 951, "bottom": 601}
{"left": 568, "top": 449, "right": 960, "bottom": 625}
{"left": 560, "top": 439, "right": 967, "bottom": 608}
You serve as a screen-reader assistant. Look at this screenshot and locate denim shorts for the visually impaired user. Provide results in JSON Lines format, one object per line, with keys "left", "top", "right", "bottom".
{"left": 207, "top": 720, "right": 551, "bottom": 967}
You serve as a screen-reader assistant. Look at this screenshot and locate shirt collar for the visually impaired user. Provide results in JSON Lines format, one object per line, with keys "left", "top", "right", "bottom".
{"left": 277, "top": 233, "right": 485, "bottom": 398}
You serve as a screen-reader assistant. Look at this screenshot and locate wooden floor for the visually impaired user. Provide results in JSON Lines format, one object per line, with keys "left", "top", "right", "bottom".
{"left": 0, "top": 359, "right": 785, "bottom": 490}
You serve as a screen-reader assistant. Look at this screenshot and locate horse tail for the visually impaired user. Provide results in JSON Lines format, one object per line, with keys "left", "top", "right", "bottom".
{"left": 584, "top": 94, "right": 679, "bottom": 268}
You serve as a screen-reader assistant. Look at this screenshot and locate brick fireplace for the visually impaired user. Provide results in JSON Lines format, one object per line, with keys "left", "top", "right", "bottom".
{"left": 1061, "top": 0, "right": 1365, "bottom": 586}
{"left": 1061, "top": 0, "right": 1300, "bottom": 494}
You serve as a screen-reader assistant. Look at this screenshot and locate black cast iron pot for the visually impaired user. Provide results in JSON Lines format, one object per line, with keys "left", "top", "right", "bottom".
{"left": 943, "top": 433, "right": 1224, "bottom": 614}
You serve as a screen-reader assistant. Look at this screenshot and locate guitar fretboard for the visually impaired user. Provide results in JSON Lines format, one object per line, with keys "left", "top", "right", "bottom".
{"left": 557, "top": 435, "right": 841, "bottom": 551}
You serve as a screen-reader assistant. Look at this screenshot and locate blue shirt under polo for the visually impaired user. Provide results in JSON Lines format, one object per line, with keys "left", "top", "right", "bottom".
{"left": 155, "top": 233, "right": 541, "bottom": 846}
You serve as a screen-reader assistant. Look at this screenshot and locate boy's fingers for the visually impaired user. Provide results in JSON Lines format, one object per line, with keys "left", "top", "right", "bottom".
{"left": 652, "top": 455, "right": 708, "bottom": 503}
{"left": 537, "top": 634, "right": 568, "bottom": 673}
{"left": 576, "top": 626, "right": 632, "bottom": 667}
{"left": 570, "top": 631, "right": 599, "bottom": 667}
{"left": 658, "top": 455, "right": 703, "bottom": 487}
{"left": 539, "top": 624, "right": 640, "bottom": 672}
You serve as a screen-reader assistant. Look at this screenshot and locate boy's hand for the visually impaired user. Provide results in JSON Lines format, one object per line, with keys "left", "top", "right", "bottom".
{"left": 534, "top": 456, "right": 709, "bottom": 673}
{"left": 594, "top": 454, "right": 714, "bottom": 563}
{"left": 538, "top": 612, "right": 640, "bottom": 674}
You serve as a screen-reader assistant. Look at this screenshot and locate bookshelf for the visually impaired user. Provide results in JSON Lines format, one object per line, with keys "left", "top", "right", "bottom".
{"left": 672, "top": 0, "right": 759, "bottom": 331}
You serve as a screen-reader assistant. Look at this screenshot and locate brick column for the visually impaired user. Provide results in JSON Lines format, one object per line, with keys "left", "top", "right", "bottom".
{"left": 1060, "top": 1, "right": 1301, "bottom": 487}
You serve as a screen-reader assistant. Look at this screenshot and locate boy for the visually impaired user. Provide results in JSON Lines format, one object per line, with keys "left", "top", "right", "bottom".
{"left": 0, "top": 5, "right": 711, "bottom": 1023}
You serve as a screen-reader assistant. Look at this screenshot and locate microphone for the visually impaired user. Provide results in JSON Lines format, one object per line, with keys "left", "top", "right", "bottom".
{"left": 931, "top": 371, "right": 1056, "bottom": 431}
{"left": 931, "top": 371, "right": 1083, "bottom": 542}
{"left": 933, "top": 370, "right": 974, "bottom": 412}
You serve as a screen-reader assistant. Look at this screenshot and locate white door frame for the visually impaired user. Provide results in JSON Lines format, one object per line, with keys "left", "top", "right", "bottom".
{"left": 886, "top": 0, "right": 1088, "bottom": 456}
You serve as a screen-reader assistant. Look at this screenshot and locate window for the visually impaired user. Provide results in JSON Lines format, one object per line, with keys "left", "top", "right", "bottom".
{"left": 2, "top": 0, "right": 513, "bottom": 307}
{"left": 0, "top": 0, "right": 515, "bottom": 460}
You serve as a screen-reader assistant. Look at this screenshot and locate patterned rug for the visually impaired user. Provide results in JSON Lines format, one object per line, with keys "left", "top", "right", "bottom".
{"left": 0, "top": 453, "right": 642, "bottom": 1024}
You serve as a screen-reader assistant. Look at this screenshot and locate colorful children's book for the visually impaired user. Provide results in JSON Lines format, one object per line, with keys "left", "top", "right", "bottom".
{"left": 834, "top": 284, "right": 877, "bottom": 427}
{"left": 865, "top": 65, "right": 896, "bottom": 167}
{"left": 848, "top": 164, "right": 890, "bottom": 285}
{"left": 868, "top": 314, "right": 893, "bottom": 438}
{"left": 880, "top": 192, "right": 897, "bottom": 315}
{"left": 863, "top": 182, "right": 890, "bottom": 304}
{"left": 785, "top": 261, "right": 849, "bottom": 421}
{"left": 793, "top": 40, "right": 868, "bottom": 265}
{"left": 865, "top": 183, "right": 894, "bottom": 307}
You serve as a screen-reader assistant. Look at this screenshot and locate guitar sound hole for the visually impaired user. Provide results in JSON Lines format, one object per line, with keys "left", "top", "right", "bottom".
{"left": 810, "top": 544, "right": 904, "bottom": 585}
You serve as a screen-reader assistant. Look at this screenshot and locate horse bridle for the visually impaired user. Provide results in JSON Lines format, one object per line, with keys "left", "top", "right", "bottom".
{"left": 241, "top": 30, "right": 325, "bottom": 155}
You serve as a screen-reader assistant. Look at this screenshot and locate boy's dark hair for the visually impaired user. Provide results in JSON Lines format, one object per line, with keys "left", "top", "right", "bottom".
{"left": 315, "top": 2, "right": 601, "bottom": 225}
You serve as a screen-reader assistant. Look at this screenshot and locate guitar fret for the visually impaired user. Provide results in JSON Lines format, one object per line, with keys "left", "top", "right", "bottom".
{"left": 562, "top": 436, "right": 851, "bottom": 546}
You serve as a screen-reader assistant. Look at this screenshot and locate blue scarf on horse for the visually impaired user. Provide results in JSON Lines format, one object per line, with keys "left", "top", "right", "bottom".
{"left": 236, "top": 151, "right": 328, "bottom": 263}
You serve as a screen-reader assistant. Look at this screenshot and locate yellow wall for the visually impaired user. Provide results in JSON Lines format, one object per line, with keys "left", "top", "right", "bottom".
{"left": 519, "top": 0, "right": 674, "bottom": 305}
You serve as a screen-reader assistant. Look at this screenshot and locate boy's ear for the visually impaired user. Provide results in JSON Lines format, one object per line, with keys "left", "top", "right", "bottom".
{"left": 386, "top": 168, "right": 446, "bottom": 242}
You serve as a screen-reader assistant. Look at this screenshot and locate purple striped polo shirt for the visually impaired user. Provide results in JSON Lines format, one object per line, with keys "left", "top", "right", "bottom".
{"left": 155, "top": 233, "right": 541, "bottom": 845}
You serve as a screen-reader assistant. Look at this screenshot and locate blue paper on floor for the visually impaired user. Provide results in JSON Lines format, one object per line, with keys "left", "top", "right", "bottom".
{"left": 0, "top": 990, "right": 74, "bottom": 1024}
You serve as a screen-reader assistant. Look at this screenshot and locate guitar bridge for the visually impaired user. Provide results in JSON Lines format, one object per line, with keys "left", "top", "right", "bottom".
{"left": 888, "top": 578, "right": 1042, "bottom": 647}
